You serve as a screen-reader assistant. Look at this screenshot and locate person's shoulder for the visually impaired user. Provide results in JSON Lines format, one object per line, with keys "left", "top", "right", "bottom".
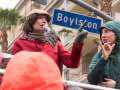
{"left": 93, "top": 50, "right": 102, "bottom": 59}
{"left": 14, "top": 37, "right": 28, "bottom": 43}
{"left": 18, "top": 37, "right": 28, "bottom": 40}
{"left": 56, "top": 40, "right": 63, "bottom": 46}
{"left": 97, "top": 50, "right": 102, "bottom": 55}
{"left": 53, "top": 41, "right": 63, "bottom": 51}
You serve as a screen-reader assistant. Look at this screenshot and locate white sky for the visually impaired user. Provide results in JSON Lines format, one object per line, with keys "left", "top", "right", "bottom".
{"left": 0, "top": 0, "right": 20, "bottom": 9}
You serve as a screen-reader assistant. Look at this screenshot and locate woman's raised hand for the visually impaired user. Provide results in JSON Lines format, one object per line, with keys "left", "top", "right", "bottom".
{"left": 99, "top": 42, "right": 115, "bottom": 60}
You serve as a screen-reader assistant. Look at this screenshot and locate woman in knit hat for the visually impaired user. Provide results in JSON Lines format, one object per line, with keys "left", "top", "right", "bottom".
{"left": 88, "top": 21, "right": 120, "bottom": 89}
{"left": 11, "top": 9, "right": 88, "bottom": 70}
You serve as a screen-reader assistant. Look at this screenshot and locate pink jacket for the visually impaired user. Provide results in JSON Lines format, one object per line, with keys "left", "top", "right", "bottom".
{"left": 11, "top": 37, "right": 84, "bottom": 68}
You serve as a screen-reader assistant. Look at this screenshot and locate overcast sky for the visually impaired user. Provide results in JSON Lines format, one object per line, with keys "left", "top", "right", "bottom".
{"left": 0, "top": 0, "right": 20, "bottom": 9}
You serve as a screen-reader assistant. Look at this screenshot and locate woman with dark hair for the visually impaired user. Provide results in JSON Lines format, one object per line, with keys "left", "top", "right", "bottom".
{"left": 88, "top": 21, "right": 120, "bottom": 89}
{"left": 11, "top": 9, "right": 88, "bottom": 69}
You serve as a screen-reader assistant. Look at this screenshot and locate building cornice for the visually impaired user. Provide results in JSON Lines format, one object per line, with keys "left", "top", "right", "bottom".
{"left": 14, "top": 0, "right": 29, "bottom": 11}
{"left": 44, "top": 0, "right": 64, "bottom": 14}
{"left": 112, "top": 0, "right": 120, "bottom": 7}
{"left": 44, "top": 0, "right": 59, "bottom": 11}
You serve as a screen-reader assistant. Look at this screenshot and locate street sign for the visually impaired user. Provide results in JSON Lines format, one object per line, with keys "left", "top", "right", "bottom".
{"left": 52, "top": 9, "right": 102, "bottom": 34}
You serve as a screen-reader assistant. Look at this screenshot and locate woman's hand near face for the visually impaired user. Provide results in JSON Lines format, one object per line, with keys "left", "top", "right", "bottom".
{"left": 99, "top": 42, "right": 115, "bottom": 60}
{"left": 99, "top": 78, "right": 116, "bottom": 88}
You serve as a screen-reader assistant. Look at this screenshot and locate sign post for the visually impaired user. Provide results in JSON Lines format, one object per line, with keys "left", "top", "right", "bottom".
{"left": 52, "top": 9, "right": 101, "bottom": 34}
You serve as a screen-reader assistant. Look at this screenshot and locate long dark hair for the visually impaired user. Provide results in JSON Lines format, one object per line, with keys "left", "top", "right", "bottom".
{"left": 23, "top": 14, "right": 40, "bottom": 35}
{"left": 111, "top": 36, "right": 118, "bottom": 65}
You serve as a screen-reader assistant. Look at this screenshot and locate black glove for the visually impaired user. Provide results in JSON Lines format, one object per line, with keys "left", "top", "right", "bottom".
{"left": 44, "top": 29, "right": 58, "bottom": 48}
{"left": 75, "top": 20, "right": 88, "bottom": 44}
{"left": 75, "top": 29, "right": 88, "bottom": 44}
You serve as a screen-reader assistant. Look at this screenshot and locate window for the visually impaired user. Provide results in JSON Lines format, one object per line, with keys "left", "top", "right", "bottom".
{"left": 64, "top": 70, "right": 69, "bottom": 80}
{"left": 64, "top": 34, "right": 69, "bottom": 47}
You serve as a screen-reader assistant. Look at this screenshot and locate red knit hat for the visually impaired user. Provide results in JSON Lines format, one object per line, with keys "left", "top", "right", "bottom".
{"left": 1, "top": 51, "right": 63, "bottom": 90}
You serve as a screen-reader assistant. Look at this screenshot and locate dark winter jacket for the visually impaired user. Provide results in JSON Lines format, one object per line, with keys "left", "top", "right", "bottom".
{"left": 88, "top": 21, "right": 120, "bottom": 89}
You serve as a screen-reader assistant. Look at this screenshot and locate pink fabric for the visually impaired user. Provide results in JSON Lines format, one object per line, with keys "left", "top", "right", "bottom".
{"left": 0, "top": 52, "right": 4, "bottom": 66}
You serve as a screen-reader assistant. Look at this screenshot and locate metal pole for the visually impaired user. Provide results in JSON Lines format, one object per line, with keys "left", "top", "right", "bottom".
{"left": 68, "top": 0, "right": 115, "bottom": 22}
{"left": 63, "top": 80, "right": 118, "bottom": 90}
{"left": 0, "top": 69, "right": 5, "bottom": 76}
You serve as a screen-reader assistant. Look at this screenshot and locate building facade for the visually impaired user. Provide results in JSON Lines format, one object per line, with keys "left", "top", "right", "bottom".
{"left": 7, "top": 0, "right": 120, "bottom": 83}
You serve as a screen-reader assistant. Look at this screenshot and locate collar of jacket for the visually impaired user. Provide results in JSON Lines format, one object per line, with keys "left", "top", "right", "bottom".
{"left": 19, "top": 37, "right": 44, "bottom": 43}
